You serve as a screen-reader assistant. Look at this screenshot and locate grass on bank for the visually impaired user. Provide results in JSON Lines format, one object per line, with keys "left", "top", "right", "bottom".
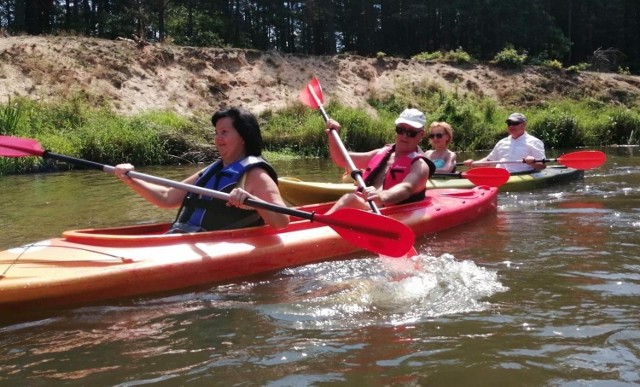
{"left": 1, "top": 83, "right": 639, "bottom": 175}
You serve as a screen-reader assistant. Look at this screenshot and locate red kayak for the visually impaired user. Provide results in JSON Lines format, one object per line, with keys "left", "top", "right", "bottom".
{"left": 0, "top": 186, "right": 498, "bottom": 312}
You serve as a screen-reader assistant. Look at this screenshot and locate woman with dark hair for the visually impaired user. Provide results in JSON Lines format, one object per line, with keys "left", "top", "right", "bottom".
{"left": 114, "top": 107, "right": 289, "bottom": 232}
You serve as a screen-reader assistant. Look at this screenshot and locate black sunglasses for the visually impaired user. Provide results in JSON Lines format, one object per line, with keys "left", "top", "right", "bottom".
{"left": 395, "top": 126, "right": 421, "bottom": 138}
{"left": 506, "top": 121, "right": 522, "bottom": 127}
{"left": 429, "top": 133, "right": 445, "bottom": 139}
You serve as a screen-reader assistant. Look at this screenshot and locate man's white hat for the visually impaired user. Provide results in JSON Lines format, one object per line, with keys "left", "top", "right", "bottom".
{"left": 395, "top": 108, "right": 426, "bottom": 129}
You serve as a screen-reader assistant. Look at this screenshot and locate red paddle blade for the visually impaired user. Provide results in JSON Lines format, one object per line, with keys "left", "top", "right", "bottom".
{"left": 462, "top": 167, "right": 510, "bottom": 187}
{"left": 406, "top": 246, "right": 419, "bottom": 257}
{"left": 298, "top": 77, "right": 324, "bottom": 108}
{"left": 315, "top": 208, "right": 415, "bottom": 258}
{"left": 0, "top": 135, "right": 46, "bottom": 157}
{"left": 557, "top": 150, "right": 606, "bottom": 170}
{"left": 381, "top": 246, "right": 419, "bottom": 259}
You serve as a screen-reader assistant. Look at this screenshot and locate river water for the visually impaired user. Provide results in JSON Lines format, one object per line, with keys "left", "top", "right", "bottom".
{"left": 0, "top": 148, "right": 638, "bottom": 385}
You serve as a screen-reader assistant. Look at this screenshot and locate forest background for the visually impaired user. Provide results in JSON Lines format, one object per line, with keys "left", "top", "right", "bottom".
{"left": 3, "top": 0, "right": 640, "bottom": 70}
{"left": 1, "top": 0, "right": 640, "bottom": 174}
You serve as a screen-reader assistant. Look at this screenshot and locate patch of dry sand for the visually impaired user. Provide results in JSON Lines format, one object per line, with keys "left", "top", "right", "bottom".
{"left": 1, "top": 35, "right": 639, "bottom": 118}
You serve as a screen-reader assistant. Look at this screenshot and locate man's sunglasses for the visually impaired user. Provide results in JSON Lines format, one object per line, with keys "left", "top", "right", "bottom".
{"left": 428, "top": 133, "right": 445, "bottom": 139}
{"left": 506, "top": 121, "right": 522, "bottom": 127}
{"left": 395, "top": 126, "right": 421, "bottom": 138}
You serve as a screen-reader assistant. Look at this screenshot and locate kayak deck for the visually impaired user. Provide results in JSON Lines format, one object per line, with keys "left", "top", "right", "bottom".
{"left": 0, "top": 186, "right": 498, "bottom": 312}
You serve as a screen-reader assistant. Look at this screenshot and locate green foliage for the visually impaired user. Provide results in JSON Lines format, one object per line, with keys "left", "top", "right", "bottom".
{"left": 76, "top": 116, "right": 166, "bottom": 165}
{"left": 0, "top": 95, "right": 212, "bottom": 174}
{"left": 331, "top": 107, "right": 392, "bottom": 152}
{"left": 368, "top": 83, "right": 639, "bottom": 150}
{"left": 542, "top": 59, "right": 563, "bottom": 71}
{"left": 0, "top": 97, "right": 23, "bottom": 135}
{"left": 368, "top": 93, "right": 411, "bottom": 114}
{"left": 443, "top": 48, "right": 474, "bottom": 64}
{"left": 165, "top": 5, "right": 227, "bottom": 47}
{"left": 261, "top": 104, "right": 328, "bottom": 156}
{"left": 412, "top": 48, "right": 473, "bottom": 64}
{"left": 100, "top": 13, "right": 136, "bottom": 40}
{"left": 529, "top": 111, "right": 583, "bottom": 148}
{"left": 538, "top": 25, "right": 573, "bottom": 63}
{"left": 492, "top": 45, "right": 527, "bottom": 69}
{"left": 520, "top": 99, "right": 640, "bottom": 147}
{"left": 566, "top": 63, "right": 590, "bottom": 74}
{"left": 261, "top": 102, "right": 391, "bottom": 157}
{"left": 2, "top": 81, "right": 639, "bottom": 175}
{"left": 412, "top": 51, "right": 443, "bottom": 61}
{"left": 527, "top": 51, "right": 549, "bottom": 66}
{"left": 600, "top": 109, "right": 640, "bottom": 145}
{"left": 8, "top": 0, "right": 640, "bottom": 71}
{"left": 617, "top": 66, "right": 631, "bottom": 75}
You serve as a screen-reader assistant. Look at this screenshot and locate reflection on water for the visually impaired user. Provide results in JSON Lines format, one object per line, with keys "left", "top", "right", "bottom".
{"left": 1, "top": 148, "right": 639, "bottom": 385}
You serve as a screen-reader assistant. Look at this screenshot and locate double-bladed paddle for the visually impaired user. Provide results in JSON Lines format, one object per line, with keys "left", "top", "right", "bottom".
{"left": 460, "top": 150, "right": 606, "bottom": 170}
{"left": 0, "top": 135, "right": 415, "bottom": 257}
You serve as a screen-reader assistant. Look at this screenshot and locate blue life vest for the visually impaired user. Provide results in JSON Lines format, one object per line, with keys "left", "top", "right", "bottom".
{"left": 174, "top": 156, "right": 278, "bottom": 231}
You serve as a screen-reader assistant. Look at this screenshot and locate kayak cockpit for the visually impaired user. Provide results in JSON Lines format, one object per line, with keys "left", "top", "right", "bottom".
{"left": 61, "top": 202, "right": 338, "bottom": 247}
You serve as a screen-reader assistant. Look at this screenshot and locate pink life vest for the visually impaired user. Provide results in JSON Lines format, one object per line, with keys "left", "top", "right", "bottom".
{"left": 362, "top": 144, "right": 433, "bottom": 190}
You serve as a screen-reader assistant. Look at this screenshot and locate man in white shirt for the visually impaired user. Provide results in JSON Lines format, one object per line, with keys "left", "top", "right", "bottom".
{"left": 464, "top": 112, "right": 546, "bottom": 173}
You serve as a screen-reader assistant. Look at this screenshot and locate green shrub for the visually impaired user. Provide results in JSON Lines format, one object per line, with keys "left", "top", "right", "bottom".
{"left": 261, "top": 104, "right": 329, "bottom": 156}
{"left": 412, "top": 51, "right": 443, "bottom": 61}
{"left": 0, "top": 97, "right": 23, "bottom": 135}
{"left": 529, "top": 111, "right": 583, "bottom": 148}
{"left": 542, "top": 59, "right": 563, "bottom": 71}
{"left": 335, "top": 107, "right": 392, "bottom": 152}
{"left": 600, "top": 108, "right": 640, "bottom": 145}
{"left": 617, "top": 66, "right": 631, "bottom": 75}
{"left": 443, "top": 48, "right": 474, "bottom": 64}
{"left": 412, "top": 48, "right": 473, "bottom": 64}
{"left": 566, "top": 62, "right": 590, "bottom": 74}
{"left": 492, "top": 45, "right": 527, "bottom": 69}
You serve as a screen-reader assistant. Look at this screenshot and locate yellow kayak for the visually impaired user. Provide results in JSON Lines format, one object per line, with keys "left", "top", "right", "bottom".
{"left": 279, "top": 166, "right": 583, "bottom": 206}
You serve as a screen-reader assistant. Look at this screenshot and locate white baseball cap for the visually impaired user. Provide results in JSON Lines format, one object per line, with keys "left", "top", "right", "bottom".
{"left": 395, "top": 108, "right": 427, "bottom": 129}
{"left": 506, "top": 112, "right": 527, "bottom": 123}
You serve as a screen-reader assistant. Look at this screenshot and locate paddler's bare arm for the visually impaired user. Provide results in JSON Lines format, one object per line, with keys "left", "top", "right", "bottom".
{"left": 114, "top": 163, "right": 196, "bottom": 208}
{"left": 325, "top": 119, "right": 377, "bottom": 170}
{"left": 238, "top": 167, "right": 290, "bottom": 230}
